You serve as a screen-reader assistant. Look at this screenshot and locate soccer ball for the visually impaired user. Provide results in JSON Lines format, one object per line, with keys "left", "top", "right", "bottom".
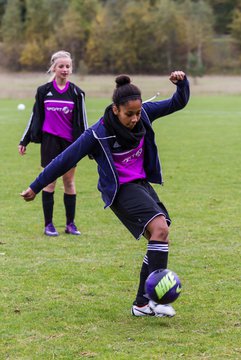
{"left": 17, "top": 104, "right": 25, "bottom": 111}
{"left": 145, "top": 268, "right": 182, "bottom": 304}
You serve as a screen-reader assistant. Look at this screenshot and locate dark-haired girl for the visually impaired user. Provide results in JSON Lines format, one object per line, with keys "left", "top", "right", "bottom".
{"left": 21, "top": 71, "right": 190, "bottom": 317}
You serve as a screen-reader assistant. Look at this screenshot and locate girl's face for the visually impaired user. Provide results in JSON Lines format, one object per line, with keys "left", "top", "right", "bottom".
{"left": 112, "top": 99, "right": 142, "bottom": 130}
{"left": 53, "top": 57, "right": 72, "bottom": 81}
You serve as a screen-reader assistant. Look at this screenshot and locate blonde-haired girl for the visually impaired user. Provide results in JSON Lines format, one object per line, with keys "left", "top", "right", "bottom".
{"left": 18, "top": 50, "right": 88, "bottom": 236}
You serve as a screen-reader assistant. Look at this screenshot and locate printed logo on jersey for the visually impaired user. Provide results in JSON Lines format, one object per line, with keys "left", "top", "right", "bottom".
{"left": 44, "top": 100, "right": 74, "bottom": 114}
{"left": 62, "top": 106, "right": 70, "bottom": 114}
{"left": 122, "top": 148, "right": 143, "bottom": 164}
{"left": 46, "top": 91, "right": 53, "bottom": 96}
{"left": 46, "top": 106, "right": 73, "bottom": 113}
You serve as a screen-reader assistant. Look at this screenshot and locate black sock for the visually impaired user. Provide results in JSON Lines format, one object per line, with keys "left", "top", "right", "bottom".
{"left": 147, "top": 240, "right": 169, "bottom": 274}
{"left": 134, "top": 242, "right": 169, "bottom": 306}
{"left": 135, "top": 254, "right": 149, "bottom": 305}
{"left": 42, "top": 191, "right": 54, "bottom": 226}
{"left": 64, "top": 193, "right": 76, "bottom": 225}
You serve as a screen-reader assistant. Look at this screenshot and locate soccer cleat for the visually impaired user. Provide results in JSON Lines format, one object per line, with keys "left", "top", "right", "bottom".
{"left": 131, "top": 300, "right": 176, "bottom": 317}
{"left": 44, "top": 223, "right": 59, "bottom": 236}
{"left": 131, "top": 302, "right": 155, "bottom": 317}
{"left": 149, "top": 300, "right": 176, "bottom": 317}
{"left": 65, "top": 222, "right": 81, "bottom": 235}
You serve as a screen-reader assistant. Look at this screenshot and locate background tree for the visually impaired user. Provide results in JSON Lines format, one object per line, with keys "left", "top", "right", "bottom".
{"left": 0, "top": 0, "right": 8, "bottom": 40}
{"left": 108, "top": 0, "right": 155, "bottom": 73}
{"left": 182, "top": 0, "right": 213, "bottom": 79}
{"left": 149, "top": 0, "right": 188, "bottom": 73}
{"left": 1, "top": 0, "right": 24, "bottom": 70}
{"left": 0, "top": 0, "right": 240, "bottom": 74}
{"left": 57, "top": 0, "right": 99, "bottom": 71}
{"left": 230, "top": 8, "right": 241, "bottom": 47}
{"left": 87, "top": 0, "right": 189, "bottom": 74}
{"left": 86, "top": 6, "right": 114, "bottom": 73}
{"left": 206, "top": 0, "right": 239, "bottom": 34}
{"left": 230, "top": 6, "right": 241, "bottom": 65}
{"left": 19, "top": 0, "right": 52, "bottom": 69}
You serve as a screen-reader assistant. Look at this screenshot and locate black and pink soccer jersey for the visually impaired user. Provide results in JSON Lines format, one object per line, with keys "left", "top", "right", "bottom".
{"left": 42, "top": 80, "right": 75, "bottom": 142}
{"left": 112, "top": 137, "right": 146, "bottom": 184}
{"left": 19, "top": 80, "right": 88, "bottom": 147}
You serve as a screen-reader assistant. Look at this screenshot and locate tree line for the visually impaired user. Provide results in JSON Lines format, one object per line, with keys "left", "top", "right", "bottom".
{"left": 0, "top": 0, "right": 241, "bottom": 75}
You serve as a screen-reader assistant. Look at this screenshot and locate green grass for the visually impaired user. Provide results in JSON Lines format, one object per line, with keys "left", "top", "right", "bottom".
{"left": 0, "top": 94, "right": 240, "bottom": 359}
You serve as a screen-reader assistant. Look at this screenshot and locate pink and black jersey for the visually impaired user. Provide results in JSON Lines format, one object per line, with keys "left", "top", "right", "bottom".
{"left": 112, "top": 137, "right": 146, "bottom": 184}
{"left": 19, "top": 81, "right": 88, "bottom": 147}
{"left": 42, "top": 80, "right": 75, "bottom": 142}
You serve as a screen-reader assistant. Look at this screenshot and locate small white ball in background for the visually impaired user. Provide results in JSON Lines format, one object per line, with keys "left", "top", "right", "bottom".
{"left": 17, "top": 104, "right": 26, "bottom": 111}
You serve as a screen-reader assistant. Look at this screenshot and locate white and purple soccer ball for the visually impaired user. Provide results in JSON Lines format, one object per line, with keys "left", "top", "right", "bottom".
{"left": 145, "top": 268, "right": 182, "bottom": 304}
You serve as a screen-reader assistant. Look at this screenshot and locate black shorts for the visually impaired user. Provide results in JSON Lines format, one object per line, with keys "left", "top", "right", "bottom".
{"left": 110, "top": 180, "right": 171, "bottom": 240}
{"left": 41, "top": 132, "right": 74, "bottom": 168}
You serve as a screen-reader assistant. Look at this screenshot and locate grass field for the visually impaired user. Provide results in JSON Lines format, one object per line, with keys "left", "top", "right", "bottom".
{"left": 0, "top": 75, "right": 241, "bottom": 359}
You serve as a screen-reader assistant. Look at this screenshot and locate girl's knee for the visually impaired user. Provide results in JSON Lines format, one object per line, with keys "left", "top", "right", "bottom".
{"left": 148, "top": 216, "right": 169, "bottom": 241}
{"left": 155, "top": 223, "right": 169, "bottom": 241}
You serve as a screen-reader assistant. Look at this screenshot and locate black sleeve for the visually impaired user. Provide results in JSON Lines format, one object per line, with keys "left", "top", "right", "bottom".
{"left": 72, "top": 84, "right": 89, "bottom": 140}
{"left": 19, "top": 85, "right": 46, "bottom": 145}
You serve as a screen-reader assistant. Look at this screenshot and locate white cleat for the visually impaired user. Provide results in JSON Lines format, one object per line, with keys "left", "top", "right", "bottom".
{"left": 149, "top": 300, "right": 176, "bottom": 317}
{"left": 131, "top": 300, "right": 176, "bottom": 317}
{"left": 131, "top": 302, "right": 155, "bottom": 316}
